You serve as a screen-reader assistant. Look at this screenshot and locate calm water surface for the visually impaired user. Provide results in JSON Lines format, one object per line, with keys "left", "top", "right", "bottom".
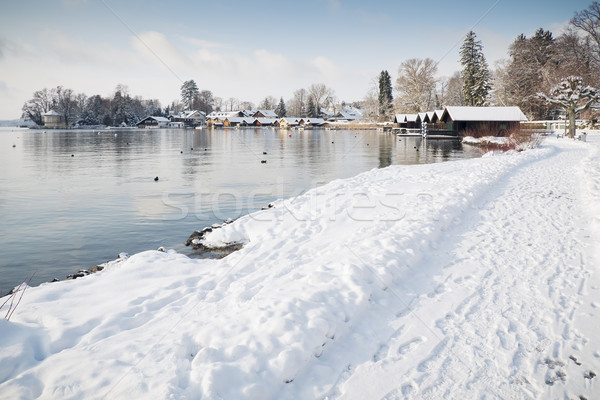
{"left": 0, "top": 127, "right": 483, "bottom": 291}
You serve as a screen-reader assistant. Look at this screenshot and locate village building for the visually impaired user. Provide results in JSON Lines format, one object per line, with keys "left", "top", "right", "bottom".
{"left": 330, "top": 106, "right": 365, "bottom": 122}
{"left": 136, "top": 116, "right": 170, "bottom": 128}
{"left": 42, "top": 110, "right": 67, "bottom": 129}
{"left": 253, "top": 118, "right": 277, "bottom": 127}
{"left": 302, "top": 118, "right": 326, "bottom": 126}
{"left": 279, "top": 117, "right": 300, "bottom": 128}
{"left": 252, "top": 110, "right": 278, "bottom": 119}
{"left": 169, "top": 110, "right": 206, "bottom": 127}
{"left": 223, "top": 117, "right": 254, "bottom": 127}
{"left": 440, "top": 106, "right": 528, "bottom": 136}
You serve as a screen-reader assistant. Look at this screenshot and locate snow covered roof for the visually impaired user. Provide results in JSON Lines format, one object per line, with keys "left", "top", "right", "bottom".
{"left": 43, "top": 110, "right": 60, "bottom": 116}
{"left": 207, "top": 111, "right": 241, "bottom": 118}
{"left": 226, "top": 117, "right": 254, "bottom": 124}
{"left": 254, "top": 110, "right": 278, "bottom": 118}
{"left": 280, "top": 117, "right": 299, "bottom": 125}
{"left": 419, "top": 112, "right": 427, "bottom": 122}
{"left": 394, "top": 114, "right": 407, "bottom": 123}
{"left": 405, "top": 114, "right": 420, "bottom": 123}
{"left": 255, "top": 118, "right": 277, "bottom": 125}
{"left": 441, "top": 107, "right": 528, "bottom": 122}
{"left": 304, "top": 118, "right": 325, "bottom": 125}
{"left": 335, "top": 107, "right": 365, "bottom": 120}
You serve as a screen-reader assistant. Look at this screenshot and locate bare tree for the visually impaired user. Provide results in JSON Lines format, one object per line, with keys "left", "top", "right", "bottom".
{"left": 445, "top": 72, "right": 465, "bottom": 106}
{"left": 239, "top": 101, "right": 255, "bottom": 111}
{"left": 308, "top": 83, "right": 335, "bottom": 116}
{"left": 362, "top": 75, "right": 381, "bottom": 120}
{"left": 55, "top": 86, "right": 77, "bottom": 127}
{"left": 258, "top": 96, "right": 277, "bottom": 110}
{"left": 395, "top": 58, "right": 438, "bottom": 112}
{"left": 571, "top": 2, "right": 600, "bottom": 69}
{"left": 225, "top": 97, "right": 239, "bottom": 111}
{"left": 287, "top": 88, "right": 308, "bottom": 117}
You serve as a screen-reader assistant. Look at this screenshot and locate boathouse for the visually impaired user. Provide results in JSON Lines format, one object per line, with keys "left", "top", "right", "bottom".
{"left": 440, "top": 106, "right": 528, "bottom": 136}
{"left": 136, "top": 116, "right": 170, "bottom": 128}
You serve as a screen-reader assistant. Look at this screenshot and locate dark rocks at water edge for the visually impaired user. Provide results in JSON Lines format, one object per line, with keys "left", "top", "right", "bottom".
{"left": 185, "top": 218, "right": 244, "bottom": 257}
{"left": 64, "top": 252, "right": 130, "bottom": 281}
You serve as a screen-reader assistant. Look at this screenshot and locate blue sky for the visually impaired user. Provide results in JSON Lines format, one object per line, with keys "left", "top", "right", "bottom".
{"left": 0, "top": 0, "right": 594, "bottom": 119}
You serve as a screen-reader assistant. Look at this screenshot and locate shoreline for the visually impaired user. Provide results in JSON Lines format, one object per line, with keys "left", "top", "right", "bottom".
{"left": 2, "top": 133, "right": 598, "bottom": 399}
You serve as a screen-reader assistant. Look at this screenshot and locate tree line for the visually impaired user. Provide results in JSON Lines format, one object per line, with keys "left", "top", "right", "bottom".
{"left": 22, "top": 2, "right": 600, "bottom": 127}
{"left": 366, "top": 2, "right": 600, "bottom": 122}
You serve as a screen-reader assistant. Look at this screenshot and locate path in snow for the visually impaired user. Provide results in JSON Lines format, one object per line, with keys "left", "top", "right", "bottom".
{"left": 1, "top": 136, "right": 599, "bottom": 400}
{"left": 296, "top": 138, "right": 600, "bottom": 399}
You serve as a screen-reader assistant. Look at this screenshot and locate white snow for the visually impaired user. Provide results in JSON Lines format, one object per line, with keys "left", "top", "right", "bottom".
{"left": 1, "top": 132, "right": 600, "bottom": 399}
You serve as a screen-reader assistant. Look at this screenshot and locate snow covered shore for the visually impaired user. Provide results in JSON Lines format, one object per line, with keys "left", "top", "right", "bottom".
{"left": 1, "top": 133, "right": 599, "bottom": 399}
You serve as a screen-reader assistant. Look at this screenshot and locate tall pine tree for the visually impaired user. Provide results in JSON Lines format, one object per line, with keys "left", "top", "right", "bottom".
{"left": 275, "top": 97, "right": 287, "bottom": 117}
{"left": 307, "top": 96, "right": 318, "bottom": 118}
{"left": 460, "top": 31, "right": 491, "bottom": 106}
{"left": 180, "top": 80, "right": 199, "bottom": 110}
{"left": 378, "top": 70, "right": 394, "bottom": 119}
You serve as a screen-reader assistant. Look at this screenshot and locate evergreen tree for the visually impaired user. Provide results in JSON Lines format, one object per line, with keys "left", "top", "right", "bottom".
{"left": 460, "top": 31, "right": 492, "bottom": 106}
{"left": 180, "top": 80, "right": 199, "bottom": 110}
{"left": 378, "top": 70, "right": 394, "bottom": 119}
{"left": 307, "top": 96, "right": 318, "bottom": 118}
{"left": 275, "top": 97, "right": 287, "bottom": 117}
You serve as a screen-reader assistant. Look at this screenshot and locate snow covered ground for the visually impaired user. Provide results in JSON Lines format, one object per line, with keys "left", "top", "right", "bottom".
{"left": 1, "top": 132, "right": 599, "bottom": 399}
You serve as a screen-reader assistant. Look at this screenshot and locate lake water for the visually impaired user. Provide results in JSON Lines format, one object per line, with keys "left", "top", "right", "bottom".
{"left": 0, "top": 127, "right": 483, "bottom": 291}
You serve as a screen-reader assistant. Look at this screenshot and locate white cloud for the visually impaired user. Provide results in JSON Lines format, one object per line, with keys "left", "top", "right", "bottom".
{"left": 0, "top": 29, "right": 373, "bottom": 119}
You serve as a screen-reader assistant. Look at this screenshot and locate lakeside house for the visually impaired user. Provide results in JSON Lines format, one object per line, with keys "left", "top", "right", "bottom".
{"left": 136, "top": 116, "right": 170, "bottom": 128}
{"left": 440, "top": 106, "right": 528, "bottom": 136}
{"left": 169, "top": 110, "right": 206, "bottom": 127}
{"left": 394, "top": 106, "right": 528, "bottom": 136}
{"left": 43, "top": 110, "right": 67, "bottom": 129}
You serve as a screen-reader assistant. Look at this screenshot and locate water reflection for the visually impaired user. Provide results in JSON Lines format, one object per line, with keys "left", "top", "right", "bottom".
{"left": 0, "top": 127, "right": 482, "bottom": 290}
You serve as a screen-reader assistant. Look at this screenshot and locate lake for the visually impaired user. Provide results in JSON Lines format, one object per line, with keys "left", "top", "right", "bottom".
{"left": 0, "top": 127, "right": 483, "bottom": 291}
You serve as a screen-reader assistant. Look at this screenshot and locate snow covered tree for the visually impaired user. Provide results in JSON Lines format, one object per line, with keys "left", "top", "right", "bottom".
{"left": 539, "top": 76, "right": 599, "bottom": 138}
{"left": 460, "top": 31, "right": 491, "bottom": 106}
{"left": 378, "top": 70, "right": 394, "bottom": 119}
{"left": 275, "top": 97, "right": 286, "bottom": 117}
{"left": 180, "top": 80, "right": 199, "bottom": 110}
{"left": 21, "top": 88, "right": 54, "bottom": 125}
{"left": 395, "top": 58, "right": 437, "bottom": 112}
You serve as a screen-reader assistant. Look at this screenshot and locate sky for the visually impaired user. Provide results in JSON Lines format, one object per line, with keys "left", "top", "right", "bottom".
{"left": 0, "top": 0, "right": 594, "bottom": 120}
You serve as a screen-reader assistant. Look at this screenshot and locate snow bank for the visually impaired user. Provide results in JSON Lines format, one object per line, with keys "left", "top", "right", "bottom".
{"left": 1, "top": 135, "right": 599, "bottom": 399}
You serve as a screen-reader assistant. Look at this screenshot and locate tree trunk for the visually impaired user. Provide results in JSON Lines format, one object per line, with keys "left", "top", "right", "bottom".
{"left": 568, "top": 109, "right": 576, "bottom": 138}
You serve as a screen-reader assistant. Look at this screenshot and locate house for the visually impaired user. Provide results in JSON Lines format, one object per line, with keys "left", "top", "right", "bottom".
{"left": 253, "top": 110, "right": 278, "bottom": 119}
{"left": 253, "top": 118, "right": 277, "bottom": 127}
{"left": 440, "top": 106, "right": 528, "bottom": 136}
{"left": 405, "top": 114, "right": 421, "bottom": 129}
{"left": 223, "top": 117, "right": 254, "bottom": 127}
{"left": 207, "top": 111, "right": 244, "bottom": 119}
{"left": 279, "top": 117, "right": 300, "bottom": 128}
{"left": 169, "top": 110, "right": 206, "bottom": 127}
{"left": 331, "top": 106, "right": 365, "bottom": 122}
{"left": 136, "top": 116, "right": 170, "bottom": 128}
{"left": 43, "top": 110, "right": 67, "bottom": 129}
{"left": 303, "top": 118, "right": 325, "bottom": 126}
